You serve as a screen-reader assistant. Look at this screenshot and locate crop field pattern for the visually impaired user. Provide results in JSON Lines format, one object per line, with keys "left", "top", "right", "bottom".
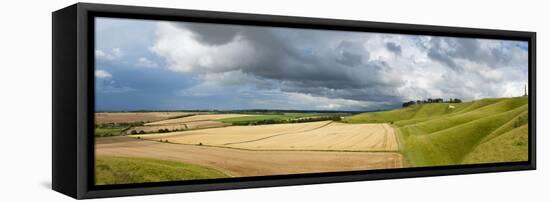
{"left": 94, "top": 97, "right": 527, "bottom": 184}
{"left": 96, "top": 113, "right": 403, "bottom": 183}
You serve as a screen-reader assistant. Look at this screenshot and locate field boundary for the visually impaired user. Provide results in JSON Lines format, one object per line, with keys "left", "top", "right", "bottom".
{"left": 132, "top": 136, "right": 401, "bottom": 153}
{"left": 391, "top": 124, "right": 408, "bottom": 167}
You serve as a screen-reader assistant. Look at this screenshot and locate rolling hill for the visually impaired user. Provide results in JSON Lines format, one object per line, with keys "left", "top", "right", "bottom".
{"left": 95, "top": 156, "right": 228, "bottom": 185}
{"left": 343, "top": 97, "right": 529, "bottom": 167}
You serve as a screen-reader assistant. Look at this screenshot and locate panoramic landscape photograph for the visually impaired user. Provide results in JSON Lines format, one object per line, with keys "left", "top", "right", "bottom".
{"left": 94, "top": 17, "right": 529, "bottom": 185}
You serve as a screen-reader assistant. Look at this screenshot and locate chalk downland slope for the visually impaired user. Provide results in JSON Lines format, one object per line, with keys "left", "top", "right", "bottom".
{"left": 344, "top": 97, "right": 528, "bottom": 167}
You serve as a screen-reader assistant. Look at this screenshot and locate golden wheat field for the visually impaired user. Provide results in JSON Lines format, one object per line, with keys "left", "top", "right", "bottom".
{"left": 131, "top": 121, "right": 398, "bottom": 152}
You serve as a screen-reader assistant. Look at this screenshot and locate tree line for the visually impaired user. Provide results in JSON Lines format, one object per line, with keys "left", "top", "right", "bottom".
{"left": 402, "top": 98, "right": 462, "bottom": 107}
{"left": 231, "top": 116, "right": 342, "bottom": 126}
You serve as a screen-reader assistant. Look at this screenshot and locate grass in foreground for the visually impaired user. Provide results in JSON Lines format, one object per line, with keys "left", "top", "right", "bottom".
{"left": 96, "top": 156, "right": 228, "bottom": 185}
{"left": 463, "top": 124, "right": 528, "bottom": 164}
{"left": 344, "top": 97, "right": 528, "bottom": 167}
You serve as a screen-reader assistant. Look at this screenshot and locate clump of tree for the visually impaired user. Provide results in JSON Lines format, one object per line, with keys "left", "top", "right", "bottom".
{"left": 129, "top": 129, "right": 148, "bottom": 135}
{"left": 402, "top": 101, "right": 416, "bottom": 108}
{"left": 402, "top": 98, "right": 462, "bottom": 108}
{"left": 445, "top": 98, "right": 463, "bottom": 103}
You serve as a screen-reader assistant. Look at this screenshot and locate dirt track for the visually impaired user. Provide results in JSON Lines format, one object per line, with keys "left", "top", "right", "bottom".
{"left": 96, "top": 136, "right": 402, "bottom": 177}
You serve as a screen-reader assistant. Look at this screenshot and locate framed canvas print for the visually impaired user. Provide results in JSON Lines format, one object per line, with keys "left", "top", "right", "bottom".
{"left": 52, "top": 3, "right": 536, "bottom": 199}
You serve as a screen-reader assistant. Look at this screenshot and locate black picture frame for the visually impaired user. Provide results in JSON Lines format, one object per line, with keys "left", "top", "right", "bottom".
{"left": 52, "top": 3, "right": 536, "bottom": 199}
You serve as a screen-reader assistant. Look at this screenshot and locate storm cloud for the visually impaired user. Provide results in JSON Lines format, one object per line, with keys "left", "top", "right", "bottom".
{"left": 148, "top": 22, "right": 527, "bottom": 110}
{"left": 145, "top": 21, "right": 529, "bottom": 110}
{"left": 385, "top": 42, "right": 402, "bottom": 55}
{"left": 152, "top": 22, "right": 413, "bottom": 109}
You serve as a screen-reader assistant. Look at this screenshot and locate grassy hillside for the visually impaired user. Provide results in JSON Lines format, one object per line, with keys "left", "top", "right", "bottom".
{"left": 343, "top": 97, "right": 528, "bottom": 167}
{"left": 96, "top": 156, "right": 228, "bottom": 185}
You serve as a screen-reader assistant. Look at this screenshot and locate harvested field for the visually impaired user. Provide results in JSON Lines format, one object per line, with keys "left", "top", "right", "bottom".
{"left": 96, "top": 137, "right": 402, "bottom": 177}
{"left": 144, "top": 114, "right": 254, "bottom": 126}
{"left": 126, "top": 121, "right": 231, "bottom": 134}
{"left": 132, "top": 121, "right": 398, "bottom": 152}
{"left": 232, "top": 122, "right": 398, "bottom": 152}
{"left": 133, "top": 121, "right": 329, "bottom": 145}
{"left": 95, "top": 112, "right": 196, "bottom": 124}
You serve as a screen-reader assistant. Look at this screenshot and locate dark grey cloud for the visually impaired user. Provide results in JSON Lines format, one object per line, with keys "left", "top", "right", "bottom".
{"left": 167, "top": 22, "right": 403, "bottom": 106}
{"left": 385, "top": 42, "right": 402, "bottom": 55}
{"left": 152, "top": 21, "right": 529, "bottom": 110}
{"left": 177, "top": 23, "right": 241, "bottom": 45}
{"left": 427, "top": 37, "right": 520, "bottom": 72}
{"left": 335, "top": 40, "right": 368, "bottom": 67}
{"left": 428, "top": 47, "right": 461, "bottom": 72}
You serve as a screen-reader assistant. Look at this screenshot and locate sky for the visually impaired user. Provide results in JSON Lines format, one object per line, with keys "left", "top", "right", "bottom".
{"left": 95, "top": 17, "right": 529, "bottom": 112}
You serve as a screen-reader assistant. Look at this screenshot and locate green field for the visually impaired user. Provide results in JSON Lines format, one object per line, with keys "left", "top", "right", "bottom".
{"left": 94, "top": 126, "right": 127, "bottom": 137}
{"left": 344, "top": 97, "right": 528, "bottom": 167}
{"left": 95, "top": 156, "right": 228, "bottom": 185}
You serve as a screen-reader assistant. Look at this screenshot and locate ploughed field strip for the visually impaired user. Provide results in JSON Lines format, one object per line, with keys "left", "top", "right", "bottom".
{"left": 96, "top": 136, "right": 402, "bottom": 177}
{"left": 126, "top": 121, "right": 231, "bottom": 134}
{"left": 95, "top": 112, "right": 193, "bottom": 124}
{"left": 131, "top": 121, "right": 399, "bottom": 152}
{"left": 124, "top": 114, "right": 255, "bottom": 134}
{"left": 144, "top": 114, "right": 254, "bottom": 126}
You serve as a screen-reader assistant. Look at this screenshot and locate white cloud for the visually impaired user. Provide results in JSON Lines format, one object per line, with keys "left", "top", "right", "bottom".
{"left": 135, "top": 57, "right": 159, "bottom": 68}
{"left": 95, "top": 48, "right": 123, "bottom": 61}
{"left": 368, "top": 35, "right": 529, "bottom": 101}
{"left": 95, "top": 70, "right": 112, "bottom": 79}
{"left": 95, "top": 69, "right": 135, "bottom": 93}
{"left": 151, "top": 22, "right": 257, "bottom": 73}
{"left": 98, "top": 85, "right": 135, "bottom": 94}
